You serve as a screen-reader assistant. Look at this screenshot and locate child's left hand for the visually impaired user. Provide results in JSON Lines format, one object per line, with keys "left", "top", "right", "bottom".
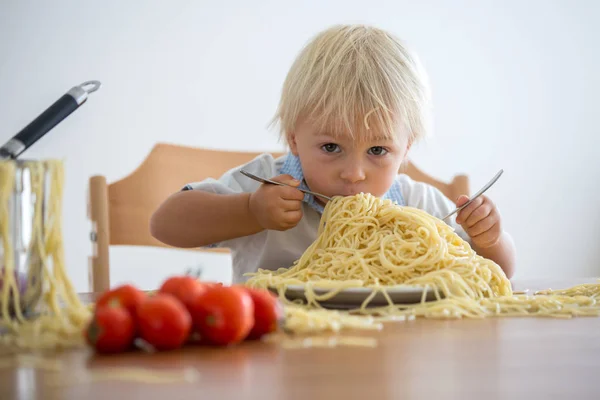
{"left": 455, "top": 195, "right": 502, "bottom": 249}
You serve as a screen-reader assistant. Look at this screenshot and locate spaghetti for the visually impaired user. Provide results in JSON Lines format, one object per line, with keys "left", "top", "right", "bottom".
{"left": 246, "top": 193, "right": 600, "bottom": 335}
{"left": 0, "top": 159, "right": 92, "bottom": 351}
{"left": 47, "top": 366, "right": 201, "bottom": 386}
{"left": 0, "top": 355, "right": 200, "bottom": 386}
{"left": 265, "top": 334, "right": 378, "bottom": 349}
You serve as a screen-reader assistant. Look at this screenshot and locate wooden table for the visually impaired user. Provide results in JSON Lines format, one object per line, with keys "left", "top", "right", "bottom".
{"left": 2, "top": 278, "right": 600, "bottom": 400}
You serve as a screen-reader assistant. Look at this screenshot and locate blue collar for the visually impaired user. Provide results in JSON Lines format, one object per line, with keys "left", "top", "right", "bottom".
{"left": 279, "top": 153, "right": 405, "bottom": 214}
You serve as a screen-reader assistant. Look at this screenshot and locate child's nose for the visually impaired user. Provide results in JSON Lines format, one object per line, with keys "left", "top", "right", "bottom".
{"left": 340, "top": 162, "right": 366, "bottom": 183}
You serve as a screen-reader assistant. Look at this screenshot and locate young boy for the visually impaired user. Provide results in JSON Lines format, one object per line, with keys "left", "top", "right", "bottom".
{"left": 150, "top": 24, "right": 516, "bottom": 283}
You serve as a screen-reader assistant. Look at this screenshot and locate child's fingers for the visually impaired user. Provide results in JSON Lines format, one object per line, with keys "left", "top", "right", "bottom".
{"left": 270, "top": 174, "right": 301, "bottom": 186}
{"left": 455, "top": 195, "right": 470, "bottom": 207}
{"left": 280, "top": 198, "right": 302, "bottom": 211}
{"left": 465, "top": 200, "right": 493, "bottom": 228}
{"left": 283, "top": 210, "right": 303, "bottom": 225}
{"left": 455, "top": 196, "right": 484, "bottom": 225}
{"left": 471, "top": 225, "right": 501, "bottom": 248}
{"left": 280, "top": 186, "right": 305, "bottom": 201}
{"left": 468, "top": 212, "right": 497, "bottom": 237}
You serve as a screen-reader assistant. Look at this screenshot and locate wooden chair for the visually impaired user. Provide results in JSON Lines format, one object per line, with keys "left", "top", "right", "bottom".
{"left": 87, "top": 142, "right": 469, "bottom": 293}
{"left": 400, "top": 161, "right": 469, "bottom": 203}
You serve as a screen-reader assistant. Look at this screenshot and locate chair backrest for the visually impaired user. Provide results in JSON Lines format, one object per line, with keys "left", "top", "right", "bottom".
{"left": 400, "top": 161, "right": 469, "bottom": 203}
{"left": 87, "top": 142, "right": 469, "bottom": 292}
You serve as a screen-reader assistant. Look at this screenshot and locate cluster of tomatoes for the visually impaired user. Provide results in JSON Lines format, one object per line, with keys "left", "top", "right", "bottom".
{"left": 85, "top": 276, "right": 283, "bottom": 353}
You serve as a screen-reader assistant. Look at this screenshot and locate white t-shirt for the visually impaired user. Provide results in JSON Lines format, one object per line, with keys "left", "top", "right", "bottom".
{"left": 183, "top": 153, "right": 470, "bottom": 284}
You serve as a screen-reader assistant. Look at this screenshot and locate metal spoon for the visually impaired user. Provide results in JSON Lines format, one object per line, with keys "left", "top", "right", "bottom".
{"left": 442, "top": 169, "right": 504, "bottom": 221}
{"left": 240, "top": 170, "right": 333, "bottom": 201}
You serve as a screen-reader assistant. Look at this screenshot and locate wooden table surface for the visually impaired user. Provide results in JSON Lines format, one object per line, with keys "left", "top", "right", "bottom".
{"left": 1, "top": 278, "right": 600, "bottom": 400}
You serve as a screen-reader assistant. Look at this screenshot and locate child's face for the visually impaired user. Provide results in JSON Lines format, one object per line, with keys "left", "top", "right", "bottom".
{"left": 288, "top": 119, "right": 409, "bottom": 204}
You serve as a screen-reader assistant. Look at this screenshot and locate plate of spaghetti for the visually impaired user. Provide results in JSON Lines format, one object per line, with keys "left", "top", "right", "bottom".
{"left": 272, "top": 284, "right": 438, "bottom": 309}
{"left": 246, "top": 192, "right": 600, "bottom": 326}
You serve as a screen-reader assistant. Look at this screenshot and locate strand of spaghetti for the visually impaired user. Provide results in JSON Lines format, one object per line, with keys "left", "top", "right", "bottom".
{"left": 0, "top": 355, "right": 64, "bottom": 371}
{"left": 47, "top": 367, "right": 201, "bottom": 386}
{"left": 0, "top": 162, "right": 17, "bottom": 328}
{"left": 279, "top": 335, "right": 378, "bottom": 349}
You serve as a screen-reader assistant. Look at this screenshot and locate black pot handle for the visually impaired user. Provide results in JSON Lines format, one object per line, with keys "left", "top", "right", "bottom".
{"left": 0, "top": 80, "right": 101, "bottom": 160}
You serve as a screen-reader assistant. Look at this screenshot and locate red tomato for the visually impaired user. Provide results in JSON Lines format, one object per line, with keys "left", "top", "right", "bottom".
{"left": 86, "top": 306, "right": 135, "bottom": 354}
{"left": 244, "top": 287, "right": 284, "bottom": 340}
{"left": 95, "top": 284, "right": 145, "bottom": 317}
{"left": 158, "top": 276, "right": 184, "bottom": 295}
{"left": 158, "top": 276, "right": 208, "bottom": 311}
{"left": 136, "top": 294, "right": 192, "bottom": 351}
{"left": 189, "top": 286, "right": 254, "bottom": 346}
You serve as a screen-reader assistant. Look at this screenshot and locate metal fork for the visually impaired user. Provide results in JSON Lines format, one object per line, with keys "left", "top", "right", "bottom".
{"left": 442, "top": 169, "right": 504, "bottom": 221}
{"left": 241, "top": 168, "right": 503, "bottom": 217}
{"left": 240, "top": 170, "right": 333, "bottom": 201}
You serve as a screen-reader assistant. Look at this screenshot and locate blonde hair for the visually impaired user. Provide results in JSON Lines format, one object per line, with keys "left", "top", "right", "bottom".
{"left": 272, "top": 24, "right": 431, "bottom": 144}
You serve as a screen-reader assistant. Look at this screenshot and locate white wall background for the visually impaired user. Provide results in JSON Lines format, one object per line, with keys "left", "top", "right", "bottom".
{"left": 1, "top": 0, "right": 599, "bottom": 292}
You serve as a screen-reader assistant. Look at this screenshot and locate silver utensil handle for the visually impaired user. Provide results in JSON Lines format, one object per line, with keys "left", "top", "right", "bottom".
{"left": 240, "top": 169, "right": 332, "bottom": 201}
{"left": 443, "top": 169, "right": 504, "bottom": 220}
{"left": 297, "top": 187, "right": 332, "bottom": 201}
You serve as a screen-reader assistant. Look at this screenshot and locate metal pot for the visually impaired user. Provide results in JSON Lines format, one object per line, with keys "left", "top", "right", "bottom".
{"left": 0, "top": 160, "right": 50, "bottom": 316}
{"left": 0, "top": 80, "right": 101, "bottom": 316}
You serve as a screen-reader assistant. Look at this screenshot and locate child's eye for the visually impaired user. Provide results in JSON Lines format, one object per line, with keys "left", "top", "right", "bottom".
{"left": 368, "top": 146, "right": 388, "bottom": 156}
{"left": 321, "top": 143, "right": 340, "bottom": 153}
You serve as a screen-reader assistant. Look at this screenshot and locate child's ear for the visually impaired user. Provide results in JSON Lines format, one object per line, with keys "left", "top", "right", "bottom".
{"left": 288, "top": 132, "right": 299, "bottom": 155}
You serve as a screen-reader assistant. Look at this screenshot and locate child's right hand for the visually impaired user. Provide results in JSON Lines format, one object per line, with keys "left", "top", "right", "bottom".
{"left": 249, "top": 175, "right": 305, "bottom": 231}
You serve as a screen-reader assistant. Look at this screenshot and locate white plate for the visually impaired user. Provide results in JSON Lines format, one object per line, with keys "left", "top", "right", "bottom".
{"left": 270, "top": 284, "right": 438, "bottom": 309}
